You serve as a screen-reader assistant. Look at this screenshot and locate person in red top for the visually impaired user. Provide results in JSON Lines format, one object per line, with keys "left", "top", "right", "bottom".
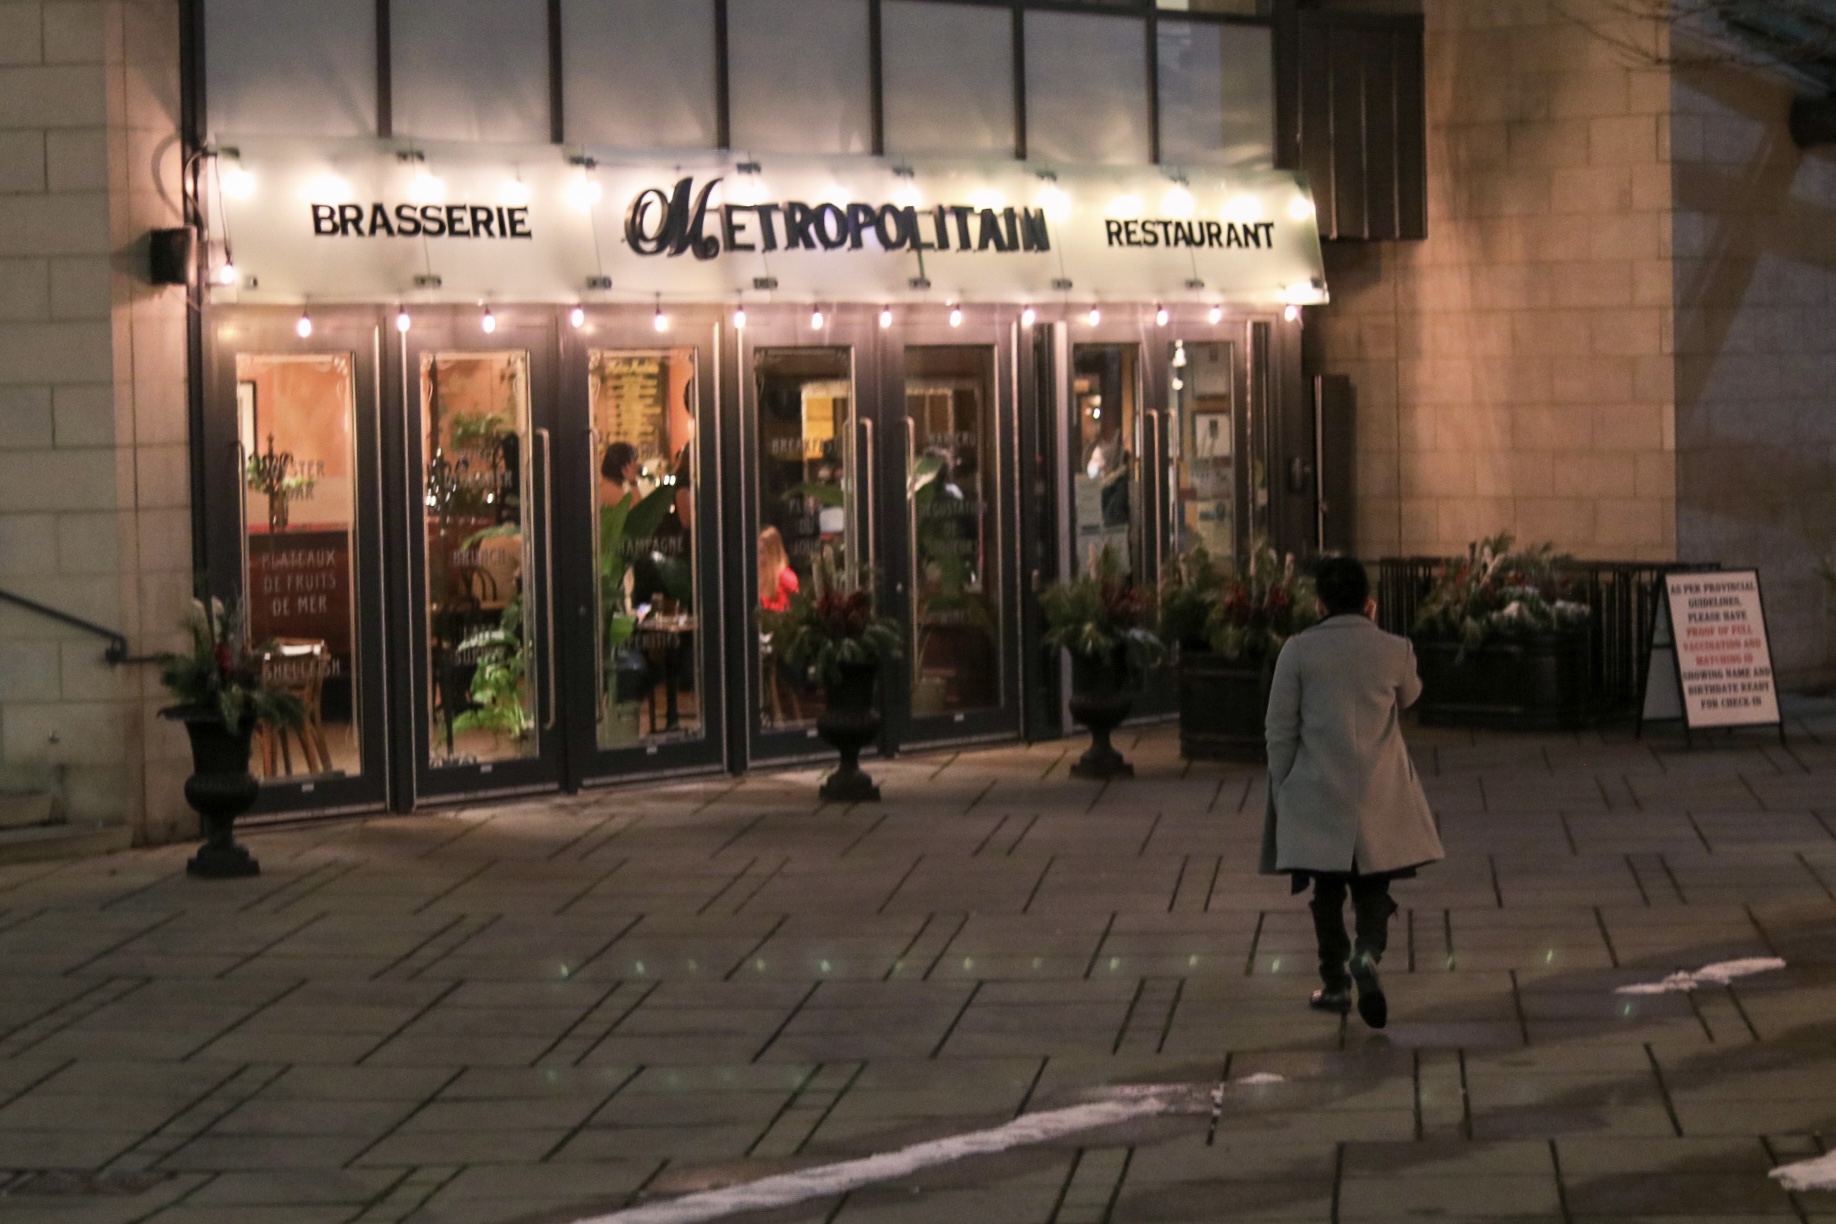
{"left": 758, "top": 527, "right": 799, "bottom": 612}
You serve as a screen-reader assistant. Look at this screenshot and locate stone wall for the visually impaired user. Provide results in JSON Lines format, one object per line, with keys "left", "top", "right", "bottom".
{"left": 0, "top": 0, "right": 192, "bottom": 843}
{"left": 1314, "top": 0, "right": 1678, "bottom": 567}
{"left": 1672, "top": 61, "right": 1836, "bottom": 683}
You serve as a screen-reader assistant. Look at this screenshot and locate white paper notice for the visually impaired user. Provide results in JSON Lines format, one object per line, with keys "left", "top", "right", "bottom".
{"left": 1664, "top": 570, "right": 1779, "bottom": 729}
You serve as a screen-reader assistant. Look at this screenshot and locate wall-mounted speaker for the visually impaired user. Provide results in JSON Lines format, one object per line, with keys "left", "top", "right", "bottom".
{"left": 148, "top": 228, "right": 194, "bottom": 285}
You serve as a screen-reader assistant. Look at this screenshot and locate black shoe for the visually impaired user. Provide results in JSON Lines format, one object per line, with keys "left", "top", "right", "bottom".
{"left": 1309, "top": 986, "right": 1351, "bottom": 1015}
{"left": 1350, "top": 950, "right": 1386, "bottom": 1029}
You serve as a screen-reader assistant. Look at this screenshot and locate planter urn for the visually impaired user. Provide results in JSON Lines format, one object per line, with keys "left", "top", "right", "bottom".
{"left": 163, "top": 706, "right": 261, "bottom": 878}
{"left": 1412, "top": 630, "right": 1591, "bottom": 731}
{"left": 1068, "top": 650, "right": 1135, "bottom": 780}
{"left": 817, "top": 660, "right": 883, "bottom": 802}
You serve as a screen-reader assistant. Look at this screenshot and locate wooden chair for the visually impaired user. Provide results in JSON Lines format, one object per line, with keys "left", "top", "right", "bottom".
{"left": 257, "top": 639, "right": 333, "bottom": 778}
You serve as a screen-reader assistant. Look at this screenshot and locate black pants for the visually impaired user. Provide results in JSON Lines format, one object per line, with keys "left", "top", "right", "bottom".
{"left": 1309, "top": 874, "right": 1398, "bottom": 990}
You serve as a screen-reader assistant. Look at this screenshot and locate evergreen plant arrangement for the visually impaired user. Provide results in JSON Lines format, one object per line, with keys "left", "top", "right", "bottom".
{"left": 1040, "top": 544, "right": 1166, "bottom": 779}
{"left": 1414, "top": 533, "right": 1588, "bottom": 659}
{"left": 1206, "top": 537, "right": 1320, "bottom": 662}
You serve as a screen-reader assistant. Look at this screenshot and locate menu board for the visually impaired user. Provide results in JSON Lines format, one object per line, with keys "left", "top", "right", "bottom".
{"left": 1651, "top": 570, "right": 1780, "bottom": 730}
{"left": 249, "top": 529, "right": 353, "bottom": 667}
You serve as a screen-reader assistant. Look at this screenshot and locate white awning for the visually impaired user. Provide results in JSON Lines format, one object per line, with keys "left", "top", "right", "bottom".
{"left": 211, "top": 138, "right": 1328, "bottom": 309}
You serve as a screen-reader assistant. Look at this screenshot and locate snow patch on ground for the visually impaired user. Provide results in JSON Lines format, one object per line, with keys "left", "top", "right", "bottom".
{"left": 1614, "top": 957, "right": 1785, "bottom": 995}
{"left": 1771, "top": 1149, "right": 1836, "bottom": 1192}
{"left": 1234, "top": 1073, "right": 1287, "bottom": 1085}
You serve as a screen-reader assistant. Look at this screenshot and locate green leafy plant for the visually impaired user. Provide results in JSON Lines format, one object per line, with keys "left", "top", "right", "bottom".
{"left": 158, "top": 596, "right": 304, "bottom": 734}
{"left": 1040, "top": 543, "right": 1167, "bottom": 675}
{"left": 452, "top": 595, "right": 532, "bottom": 742}
{"left": 765, "top": 548, "right": 902, "bottom": 687}
{"left": 1207, "top": 537, "right": 1320, "bottom": 662}
{"left": 1157, "top": 544, "right": 1230, "bottom": 654}
{"left": 1414, "top": 532, "right": 1589, "bottom": 659}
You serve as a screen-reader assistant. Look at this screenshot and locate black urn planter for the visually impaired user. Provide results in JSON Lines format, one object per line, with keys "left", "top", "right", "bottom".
{"left": 1178, "top": 651, "right": 1271, "bottom": 762}
{"left": 817, "top": 660, "right": 883, "bottom": 803}
{"left": 162, "top": 706, "right": 261, "bottom": 878}
{"left": 1413, "top": 630, "right": 1591, "bottom": 730}
{"left": 1068, "top": 650, "right": 1136, "bottom": 780}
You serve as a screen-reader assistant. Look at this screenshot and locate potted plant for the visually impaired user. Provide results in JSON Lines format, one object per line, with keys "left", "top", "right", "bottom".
{"left": 1041, "top": 544, "right": 1166, "bottom": 780}
{"left": 1412, "top": 533, "right": 1592, "bottom": 729}
{"left": 1170, "top": 539, "right": 1319, "bottom": 762}
{"left": 158, "top": 597, "right": 304, "bottom": 878}
{"left": 767, "top": 549, "right": 902, "bottom": 802}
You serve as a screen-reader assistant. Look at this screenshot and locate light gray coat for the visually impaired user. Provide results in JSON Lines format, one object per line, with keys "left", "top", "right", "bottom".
{"left": 1258, "top": 615, "right": 1444, "bottom": 876}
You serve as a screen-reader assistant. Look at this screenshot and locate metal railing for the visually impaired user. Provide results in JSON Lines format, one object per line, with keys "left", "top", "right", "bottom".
{"left": 0, "top": 589, "right": 156, "bottom": 666}
{"left": 1377, "top": 558, "right": 1721, "bottom": 720}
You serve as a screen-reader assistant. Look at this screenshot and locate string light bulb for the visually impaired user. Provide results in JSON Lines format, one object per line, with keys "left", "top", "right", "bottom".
{"left": 295, "top": 309, "right": 312, "bottom": 339}
{"left": 653, "top": 301, "right": 670, "bottom": 332}
{"left": 569, "top": 305, "right": 585, "bottom": 329}
{"left": 1173, "top": 342, "right": 1187, "bottom": 368}
{"left": 1207, "top": 305, "right": 1224, "bottom": 325}
{"left": 1021, "top": 305, "right": 1036, "bottom": 327}
{"left": 1283, "top": 304, "right": 1302, "bottom": 323}
{"left": 878, "top": 307, "right": 893, "bottom": 329}
{"left": 732, "top": 305, "right": 746, "bottom": 330}
{"left": 948, "top": 305, "right": 963, "bottom": 328}
{"left": 395, "top": 308, "right": 411, "bottom": 334}
{"left": 480, "top": 307, "right": 496, "bottom": 334}
{"left": 216, "top": 260, "right": 237, "bottom": 286}
{"left": 1155, "top": 304, "right": 1169, "bottom": 327}
{"left": 810, "top": 306, "right": 825, "bottom": 330}
{"left": 1087, "top": 306, "right": 1101, "bottom": 326}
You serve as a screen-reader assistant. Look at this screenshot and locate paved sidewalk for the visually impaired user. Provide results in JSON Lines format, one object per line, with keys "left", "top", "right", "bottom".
{"left": 4, "top": 708, "right": 1836, "bottom": 1224}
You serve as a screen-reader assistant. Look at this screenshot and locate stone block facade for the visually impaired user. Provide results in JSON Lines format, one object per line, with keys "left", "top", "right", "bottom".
{"left": 0, "top": 0, "right": 193, "bottom": 840}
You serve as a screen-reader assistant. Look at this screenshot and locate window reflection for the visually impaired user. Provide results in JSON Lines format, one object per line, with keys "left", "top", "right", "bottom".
{"left": 238, "top": 354, "right": 363, "bottom": 783}
{"left": 1168, "top": 339, "right": 1237, "bottom": 567}
{"left": 591, "top": 349, "right": 701, "bottom": 749}
{"left": 1070, "top": 344, "right": 1139, "bottom": 577}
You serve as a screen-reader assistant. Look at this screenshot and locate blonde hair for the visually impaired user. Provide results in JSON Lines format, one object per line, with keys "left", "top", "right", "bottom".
{"left": 758, "top": 526, "right": 789, "bottom": 605}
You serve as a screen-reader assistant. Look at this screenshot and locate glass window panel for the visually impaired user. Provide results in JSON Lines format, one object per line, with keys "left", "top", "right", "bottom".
{"left": 420, "top": 352, "right": 539, "bottom": 768}
{"left": 392, "top": 0, "right": 550, "bottom": 143}
{"left": 1025, "top": 11, "right": 1150, "bottom": 165}
{"left": 1070, "top": 344, "right": 1140, "bottom": 578}
{"left": 1167, "top": 339, "right": 1237, "bottom": 567}
{"left": 754, "top": 348, "right": 854, "bottom": 731}
{"left": 591, "top": 350, "right": 703, "bottom": 749}
{"left": 238, "top": 354, "right": 363, "bottom": 783}
{"left": 1158, "top": 21, "right": 1274, "bottom": 167}
{"left": 1158, "top": 0, "right": 1266, "bottom": 13}
{"left": 729, "top": 0, "right": 873, "bottom": 155}
{"left": 563, "top": 0, "right": 719, "bottom": 149}
{"left": 882, "top": 1, "right": 1015, "bottom": 156}
{"left": 206, "top": 0, "right": 375, "bottom": 138}
{"left": 906, "top": 348, "right": 1002, "bottom": 718}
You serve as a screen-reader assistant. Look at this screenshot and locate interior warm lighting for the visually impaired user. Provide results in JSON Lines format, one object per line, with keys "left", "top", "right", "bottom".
{"left": 1173, "top": 342, "right": 1187, "bottom": 368}
{"left": 810, "top": 307, "right": 825, "bottom": 330}
{"left": 653, "top": 303, "right": 670, "bottom": 333}
{"left": 221, "top": 166, "right": 255, "bottom": 199}
{"left": 1284, "top": 304, "right": 1302, "bottom": 323}
{"left": 732, "top": 306, "right": 746, "bottom": 330}
{"left": 409, "top": 172, "right": 444, "bottom": 204}
{"left": 569, "top": 305, "right": 585, "bottom": 329}
{"left": 481, "top": 307, "right": 496, "bottom": 334}
{"left": 295, "top": 310, "right": 312, "bottom": 339}
{"left": 1155, "top": 305, "right": 1169, "bottom": 327}
{"left": 1208, "top": 305, "right": 1224, "bottom": 325}
{"left": 395, "top": 308, "right": 411, "bottom": 333}
{"left": 216, "top": 261, "right": 237, "bottom": 286}
{"left": 878, "top": 307, "right": 892, "bottom": 329}
{"left": 1087, "top": 306, "right": 1101, "bottom": 326}
{"left": 1036, "top": 185, "right": 1072, "bottom": 221}
{"left": 1162, "top": 186, "right": 1195, "bottom": 219}
{"left": 499, "top": 179, "right": 532, "bottom": 207}
{"left": 969, "top": 188, "right": 1004, "bottom": 211}
{"left": 948, "top": 305, "right": 963, "bottom": 328}
{"left": 1172, "top": 377, "right": 1184, "bottom": 391}
{"left": 1288, "top": 195, "right": 1317, "bottom": 221}
{"left": 1021, "top": 306, "right": 1036, "bottom": 327}
{"left": 1225, "top": 195, "right": 1262, "bottom": 223}
{"left": 566, "top": 177, "right": 603, "bottom": 211}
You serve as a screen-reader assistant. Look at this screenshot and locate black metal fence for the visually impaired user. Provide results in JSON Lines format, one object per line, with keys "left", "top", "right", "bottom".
{"left": 1376, "top": 558, "right": 1721, "bottom": 721}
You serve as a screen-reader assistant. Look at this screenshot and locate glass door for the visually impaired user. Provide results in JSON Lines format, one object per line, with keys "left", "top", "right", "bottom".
{"left": 877, "top": 310, "right": 1021, "bottom": 748}
{"left": 734, "top": 310, "right": 876, "bottom": 764}
{"left": 560, "top": 309, "right": 725, "bottom": 781}
{"left": 400, "top": 311, "right": 563, "bottom": 801}
{"left": 203, "top": 311, "right": 390, "bottom": 816}
{"left": 1164, "top": 332, "right": 1248, "bottom": 571}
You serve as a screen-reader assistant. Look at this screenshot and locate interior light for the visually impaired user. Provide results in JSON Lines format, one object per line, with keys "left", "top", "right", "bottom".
{"left": 1208, "top": 305, "right": 1224, "bottom": 325}
{"left": 810, "top": 307, "right": 825, "bottom": 330}
{"left": 948, "top": 305, "right": 963, "bottom": 328}
{"left": 216, "top": 261, "right": 237, "bottom": 286}
{"left": 732, "top": 306, "right": 746, "bottom": 330}
{"left": 481, "top": 307, "right": 496, "bottom": 334}
{"left": 1172, "top": 377, "right": 1184, "bottom": 391}
{"left": 1087, "top": 306, "right": 1101, "bottom": 326}
{"left": 653, "top": 302, "right": 670, "bottom": 333}
{"left": 1284, "top": 304, "right": 1302, "bottom": 323}
{"left": 1155, "top": 304, "right": 1169, "bottom": 327}
{"left": 878, "top": 307, "right": 893, "bottom": 329}
{"left": 221, "top": 166, "right": 255, "bottom": 199}
{"left": 1173, "top": 342, "right": 1188, "bottom": 368}
{"left": 395, "top": 308, "right": 411, "bottom": 333}
{"left": 295, "top": 310, "right": 312, "bottom": 339}
{"left": 569, "top": 306, "right": 585, "bottom": 329}
{"left": 1021, "top": 305, "right": 1037, "bottom": 327}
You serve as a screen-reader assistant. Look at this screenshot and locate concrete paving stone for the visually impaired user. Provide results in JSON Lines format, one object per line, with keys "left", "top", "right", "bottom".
{"left": 355, "top": 1127, "right": 572, "bottom": 1166}
{"left": 206, "top": 1097, "right": 422, "bottom": 1136}
{"left": 590, "top": 1089, "right": 793, "bottom": 1127}
{"left": 550, "top": 1122, "right": 762, "bottom": 1162}
{"left": 155, "top": 1135, "right": 375, "bottom": 1171}
{"left": 181, "top": 1168, "right": 403, "bottom": 1205}
{"left": 191, "top": 1031, "right": 390, "bottom": 1064}
{"left": 135, "top": 1207, "right": 359, "bottom": 1224}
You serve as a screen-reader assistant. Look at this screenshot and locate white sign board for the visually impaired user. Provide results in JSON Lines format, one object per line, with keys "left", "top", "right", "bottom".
{"left": 1663, "top": 570, "right": 1780, "bottom": 730}
{"left": 209, "top": 138, "right": 1328, "bottom": 309}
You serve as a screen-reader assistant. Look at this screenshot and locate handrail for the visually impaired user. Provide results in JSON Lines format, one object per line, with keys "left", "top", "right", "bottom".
{"left": 0, "top": 589, "right": 158, "bottom": 666}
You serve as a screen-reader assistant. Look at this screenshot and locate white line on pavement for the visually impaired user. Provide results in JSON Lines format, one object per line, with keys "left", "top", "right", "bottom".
{"left": 1613, "top": 957, "right": 1786, "bottom": 995}
{"left": 1772, "top": 1149, "right": 1836, "bottom": 1192}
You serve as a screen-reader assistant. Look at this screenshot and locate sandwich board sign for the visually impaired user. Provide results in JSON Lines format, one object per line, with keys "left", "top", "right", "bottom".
{"left": 1639, "top": 569, "right": 1784, "bottom": 744}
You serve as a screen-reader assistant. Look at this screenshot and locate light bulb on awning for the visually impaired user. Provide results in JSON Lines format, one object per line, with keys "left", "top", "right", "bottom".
{"left": 1208, "top": 306, "right": 1224, "bottom": 325}
{"left": 1021, "top": 306, "right": 1037, "bottom": 327}
{"left": 569, "top": 306, "right": 585, "bottom": 329}
{"left": 810, "top": 307, "right": 825, "bottom": 330}
{"left": 1284, "top": 304, "right": 1301, "bottom": 323}
{"left": 1087, "top": 306, "right": 1101, "bottom": 327}
{"left": 1155, "top": 305, "right": 1169, "bottom": 327}
{"left": 948, "top": 305, "right": 962, "bottom": 328}
{"left": 732, "top": 306, "right": 746, "bottom": 330}
{"left": 1288, "top": 196, "right": 1316, "bottom": 221}
{"left": 653, "top": 303, "right": 670, "bottom": 333}
{"left": 1173, "top": 343, "right": 1187, "bottom": 368}
{"left": 216, "top": 261, "right": 237, "bottom": 286}
{"left": 395, "top": 308, "right": 411, "bottom": 333}
{"left": 295, "top": 310, "right": 312, "bottom": 339}
{"left": 221, "top": 166, "right": 255, "bottom": 199}
{"left": 481, "top": 307, "right": 496, "bottom": 334}
{"left": 878, "top": 307, "right": 892, "bottom": 329}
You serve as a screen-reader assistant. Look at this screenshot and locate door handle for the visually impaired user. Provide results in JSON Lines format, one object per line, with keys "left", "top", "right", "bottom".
{"left": 902, "top": 416, "right": 918, "bottom": 600}
{"left": 537, "top": 427, "right": 557, "bottom": 732}
{"left": 233, "top": 440, "right": 250, "bottom": 592}
{"left": 857, "top": 416, "right": 876, "bottom": 572}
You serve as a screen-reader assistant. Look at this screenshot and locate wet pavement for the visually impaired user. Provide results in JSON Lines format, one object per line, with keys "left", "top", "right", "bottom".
{"left": 4, "top": 706, "right": 1836, "bottom": 1223}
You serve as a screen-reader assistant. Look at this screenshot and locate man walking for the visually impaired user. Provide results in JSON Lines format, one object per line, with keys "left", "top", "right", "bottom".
{"left": 1260, "top": 557, "right": 1444, "bottom": 1029}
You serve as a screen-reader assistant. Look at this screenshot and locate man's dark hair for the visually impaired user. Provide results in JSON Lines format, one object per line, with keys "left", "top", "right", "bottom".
{"left": 601, "top": 441, "right": 638, "bottom": 483}
{"left": 1314, "top": 556, "right": 1370, "bottom": 618}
